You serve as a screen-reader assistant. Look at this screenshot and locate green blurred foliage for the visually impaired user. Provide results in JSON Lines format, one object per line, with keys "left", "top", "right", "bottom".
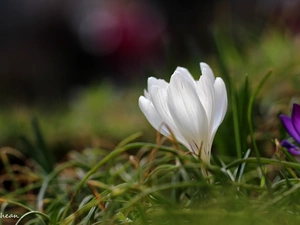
{"left": 1, "top": 25, "right": 300, "bottom": 224}
{"left": 0, "top": 27, "right": 299, "bottom": 162}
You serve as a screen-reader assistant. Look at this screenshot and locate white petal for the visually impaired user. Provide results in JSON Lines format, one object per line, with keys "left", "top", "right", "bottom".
{"left": 174, "top": 67, "right": 197, "bottom": 87}
{"left": 197, "top": 72, "right": 215, "bottom": 134}
{"left": 144, "top": 77, "right": 168, "bottom": 102}
{"left": 139, "top": 62, "right": 227, "bottom": 167}
{"left": 212, "top": 78, "right": 228, "bottom": 136}
{"left": 167, "top": 72, "right": 208, "bottom": 155}
{"left": 138, "top": 96, "right": 170, "bottom": 137}
{"left": 200, "top": 62, "right": 215, "bottom": 84}
{"left": 144, "top": 89, "right": 150, "bottom": 99}
{"left": 150, "top": 86, "right": 188, "bottom": 146}
{"left": 147, "top": 77, "right": 168, "bottom": 90}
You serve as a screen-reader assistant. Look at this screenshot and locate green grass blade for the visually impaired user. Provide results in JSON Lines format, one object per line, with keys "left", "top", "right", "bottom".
{"left": 247, "top": 70, "right": 272, "bottom": 189}
{"left": 31, "top": 117, "right": 55, "bottom": 174}
{"left": 15, "top": 211, "right": 51, "bottom": 225}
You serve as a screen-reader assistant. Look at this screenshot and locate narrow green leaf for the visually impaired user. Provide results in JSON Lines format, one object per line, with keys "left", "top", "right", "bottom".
{"left": 247, "top": 70, "right": 272, "bottom": 189}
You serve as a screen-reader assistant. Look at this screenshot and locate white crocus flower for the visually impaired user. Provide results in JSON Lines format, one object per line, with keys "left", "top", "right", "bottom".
{"left": 139, "top": 62, "right": 227, "bottom": 166}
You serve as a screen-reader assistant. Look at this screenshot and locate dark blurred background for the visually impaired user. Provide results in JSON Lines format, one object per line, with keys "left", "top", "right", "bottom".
{"left": 0, "top": 0, "right": 299, "bottom": 160}
{"left": 2, "top": 1, "right": 300, "bottom": 222}
{"left": 1, "top": 0, "right": 300, "bottom": 104}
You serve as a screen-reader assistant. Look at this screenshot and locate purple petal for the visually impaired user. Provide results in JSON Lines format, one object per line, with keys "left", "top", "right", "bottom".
{"left": 292, "top": 103, "right": 300, "bottom": 138}
{"left": 280, "top": 114, "right": 300, "bottom": 143}
{"left": 281, "top": 139, "right": 300, "bottom": 156}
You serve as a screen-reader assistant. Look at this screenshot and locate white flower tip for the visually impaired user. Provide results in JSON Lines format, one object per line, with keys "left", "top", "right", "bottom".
{"left": 147, "top": 76, "right": 156, "bottom": 83}
{"left": 215, "top": 77, "right": 227, "bottom": 96}
{"left": 172, "top": 66, "right": 197, "bottom": 87}
{"left": 147, "top": 77, "right": 157, "bottom": 90}
{"left": 139, "top": 95, "right": 154, "bottom": 111}
{"left": 200, "top": 62, "right": 215, "bottom": 83}
{"left": 200, "top": 62, "right": 210, "bottom": 69}
{"left": 200, "top": 62, "right": 211, "bottom": 73}
{"left": 174, "top": 66, "right": 191, "bottom": 77}
{"left": 138, "top": 95, "right": 146, "bottom": 106}
{"left": 147, "top": 76, "right": 168, "bottom": 90}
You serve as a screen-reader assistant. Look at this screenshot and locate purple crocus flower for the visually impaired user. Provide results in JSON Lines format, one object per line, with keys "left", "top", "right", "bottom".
{"left": 281, "top": 140, "right": 300, "bottom": 156}
{"left": 280, "top": 103, "right": 300, "bottom": 156}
